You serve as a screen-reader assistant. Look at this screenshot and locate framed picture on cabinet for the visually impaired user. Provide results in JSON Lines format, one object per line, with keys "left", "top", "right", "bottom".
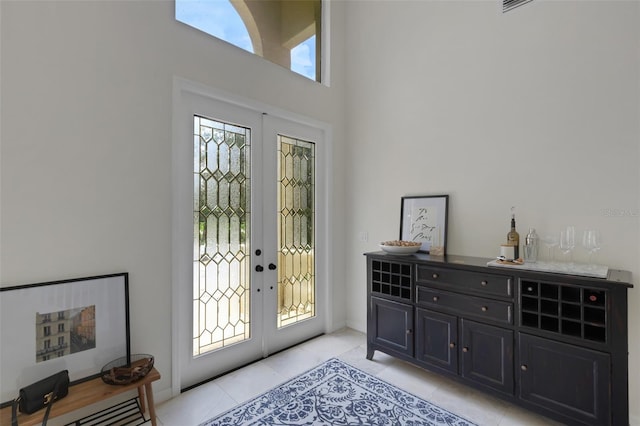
{"left": 0, "top": 273, "right": 130, "bottom": 406}
{"left": 400, "top": 195, "right": 449, "bottom": 254}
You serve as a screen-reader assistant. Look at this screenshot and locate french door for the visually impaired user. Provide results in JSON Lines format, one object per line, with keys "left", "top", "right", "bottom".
{"left": 173, "top": 82, "right": 327, "bottom": 391}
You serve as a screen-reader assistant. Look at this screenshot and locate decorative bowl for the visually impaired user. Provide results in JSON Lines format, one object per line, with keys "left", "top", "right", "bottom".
{"left": 380, "top": 241, "right": 421, "bottom": 255}
{"left": 101, "top": 354, "right": 154, "bottom": 385}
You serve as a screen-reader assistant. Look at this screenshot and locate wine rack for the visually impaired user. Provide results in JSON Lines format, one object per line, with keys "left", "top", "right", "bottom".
{"left": 371, "top": 260, "right": 412, "bottom": 300}
{"left": 520, "top": 280, "right": 607, "bottom": 343}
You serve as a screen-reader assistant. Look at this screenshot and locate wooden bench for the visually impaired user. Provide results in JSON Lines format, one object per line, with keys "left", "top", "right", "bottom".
{"left": 0, "top": 368, "right": 160, "bottom": 426}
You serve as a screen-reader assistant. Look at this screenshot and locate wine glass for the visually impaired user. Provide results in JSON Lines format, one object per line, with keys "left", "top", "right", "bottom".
{"left": 540, "top": 234, "right": 559, "bottom": 263}
{"left": 582, "top": 229, "right": 601, "bottom": 268}
{"left": 559, "top": 226, "right": 576, "bottom": 265}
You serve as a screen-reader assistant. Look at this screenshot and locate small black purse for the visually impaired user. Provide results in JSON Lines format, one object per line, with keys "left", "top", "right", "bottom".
{"left": 11, "top": 370, "right": 70, "bottom": 426}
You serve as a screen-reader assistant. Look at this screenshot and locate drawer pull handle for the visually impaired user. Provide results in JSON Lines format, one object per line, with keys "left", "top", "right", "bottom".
{"left": 449, "top": 342, "right": 456, "bottom": 349}
{"left": 521, "top": 364, "right": 528, "bottom": 371}
{"left": 481, "top": 306, "right": 488, "bottom": 312}
{"left": 433, "top": 296, "right": 439, "bottom": 302}
{"left": 432, "top": 273, "right": 439, "bottom": 279}
{"left": 462, "top": 347, "right": 469, "bottom": 353}
{"left": 481, "top": 280, "right": 488, "bottom": 286}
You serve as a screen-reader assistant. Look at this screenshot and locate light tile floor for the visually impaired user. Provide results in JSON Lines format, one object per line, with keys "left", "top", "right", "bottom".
{"left": 155, "top": 328, "right": 560, "bottom": 425}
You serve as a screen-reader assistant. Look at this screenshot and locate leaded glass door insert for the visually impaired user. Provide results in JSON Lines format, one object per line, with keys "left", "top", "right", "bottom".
{"left": 193, "top": 115, "right": 251, "bottom": 356}
{"left": 277, "top": 136, "right": 315, "bottom": 328}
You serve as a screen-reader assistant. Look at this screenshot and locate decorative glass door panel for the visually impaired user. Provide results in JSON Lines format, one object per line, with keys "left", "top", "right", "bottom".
{"left": 277, "top": 136, "right": 315, "bottom": 328}
{"left": 193, "top": 115, "right": 251, "bottom": 356}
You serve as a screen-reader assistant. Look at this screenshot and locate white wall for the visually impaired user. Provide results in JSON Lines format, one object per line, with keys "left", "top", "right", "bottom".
{"left": 2, "top": 0, "right": 639, "bottom": 423}
{"left": 343, "top": 1, "right": 640, "bottom": 423}
{"left": 0, "top": 0, "right": 347, "bottom": 404}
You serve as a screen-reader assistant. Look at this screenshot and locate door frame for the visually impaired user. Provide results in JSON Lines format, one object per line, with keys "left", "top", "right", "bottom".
{"left": 171, "top": 77, "right": 333, "bottom": 396}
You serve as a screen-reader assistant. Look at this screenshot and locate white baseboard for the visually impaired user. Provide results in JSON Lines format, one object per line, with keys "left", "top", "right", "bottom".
{"left": 346, "top": 319, "right": 366, "bottom": 334}
{"left": 154, "top": 387, "right": 174, "bottom": 405}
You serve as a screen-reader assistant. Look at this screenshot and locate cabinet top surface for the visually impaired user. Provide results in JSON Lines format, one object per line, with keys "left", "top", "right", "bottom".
{"left": 365, "top": 252, "right": 633, "bottom": 288}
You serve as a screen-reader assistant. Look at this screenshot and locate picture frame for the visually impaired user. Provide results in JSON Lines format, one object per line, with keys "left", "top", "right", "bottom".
{"left": 0, "top": 273, "right": 130, "bottom": 405}
{"left": 400, "top": 195, "right": 449, "bottom": 254}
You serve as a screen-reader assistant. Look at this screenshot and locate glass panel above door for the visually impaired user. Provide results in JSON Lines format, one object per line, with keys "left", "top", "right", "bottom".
{"left": 175, "top": 0, "right": 322, "bottom": 82}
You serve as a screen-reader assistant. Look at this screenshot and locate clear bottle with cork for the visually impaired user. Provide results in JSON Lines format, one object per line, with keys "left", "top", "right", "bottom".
{"left": 507, "top": 207, "right": 520, "bottom": 259}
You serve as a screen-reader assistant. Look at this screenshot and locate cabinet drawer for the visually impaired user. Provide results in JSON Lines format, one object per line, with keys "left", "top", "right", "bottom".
{"left": 416, "top": 287, "right": 513, "bottom": 325}
{"left": 416, "top": 266, "right": 512, "bottom": 298}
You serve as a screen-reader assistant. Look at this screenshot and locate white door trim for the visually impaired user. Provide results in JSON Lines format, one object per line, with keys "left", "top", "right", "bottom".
{"left": 171, "top": 76, "right": 333, "bottom": 396}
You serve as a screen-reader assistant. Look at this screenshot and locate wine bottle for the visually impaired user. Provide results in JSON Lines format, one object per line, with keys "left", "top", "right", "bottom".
{"left": 507, "top": 209, "right": 520, "bottom": 259}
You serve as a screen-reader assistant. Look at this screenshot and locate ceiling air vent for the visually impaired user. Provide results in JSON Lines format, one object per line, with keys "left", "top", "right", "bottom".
{"left": 503, "top": 0, "right": 533, "bottom": 13}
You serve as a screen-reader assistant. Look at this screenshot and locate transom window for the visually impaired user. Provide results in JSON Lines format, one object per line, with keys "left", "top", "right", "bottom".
{"left": 176, "top": 0, "right": 321, "bottom": 82}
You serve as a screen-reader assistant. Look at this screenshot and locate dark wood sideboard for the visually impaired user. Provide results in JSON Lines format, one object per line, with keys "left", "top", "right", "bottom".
{"left": 365, "top": 252, "right": 633, "bottom": 426}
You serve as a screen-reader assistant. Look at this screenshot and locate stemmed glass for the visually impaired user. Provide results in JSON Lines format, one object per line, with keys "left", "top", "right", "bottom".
{"left": 582, "top": 229, "right": 601, "bottom": 268}
{"left": 559, "top": 226, "right": 576, "bottom": 266}
{"left": 540, "top": 235, "right": 559, "bottom": 263}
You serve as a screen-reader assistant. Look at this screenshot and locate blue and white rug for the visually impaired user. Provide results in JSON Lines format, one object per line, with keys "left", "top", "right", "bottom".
{"left": 200, "top": 358, "right": 477, "bottom": 425}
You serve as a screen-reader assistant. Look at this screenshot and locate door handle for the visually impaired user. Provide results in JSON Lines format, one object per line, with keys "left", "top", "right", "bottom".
{"left": 268, "top": 263, "right": 277, "bottom": 270}
{"left": 256, "top": 265, "right": 264, "bottom": 272}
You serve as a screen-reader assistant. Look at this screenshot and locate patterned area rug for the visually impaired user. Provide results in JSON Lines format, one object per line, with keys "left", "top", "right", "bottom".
{"left": 200, "top": 358, "right": 477, "bottom": 426}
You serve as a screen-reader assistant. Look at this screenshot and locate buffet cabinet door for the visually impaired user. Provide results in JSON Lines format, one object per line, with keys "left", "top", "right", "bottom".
{"left": 518, "top": 333, "right": 611, "bottom": 425}
{"left": 415, "top": 308, "right": 458, "bottom": 374}
{"left": 460, "top": 319, "right": 514, "bottom": 395}
{"left": 370, "top": 297, "right": 414, "bottom": 357}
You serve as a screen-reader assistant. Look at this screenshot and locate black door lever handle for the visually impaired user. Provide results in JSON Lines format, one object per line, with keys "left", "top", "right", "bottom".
{"left": 268, "top": 263, "right": 277, "bottom": 270}
{"left": 256, "top": 265, "right": 264, "bottom": 272}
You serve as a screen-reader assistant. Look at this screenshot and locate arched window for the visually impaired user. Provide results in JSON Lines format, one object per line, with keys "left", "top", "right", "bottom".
{"left": 176, "top": 0, "right": 253, "bottom": 53}
{"left": 176, "top": 0, "right": 321, "bottom": 82}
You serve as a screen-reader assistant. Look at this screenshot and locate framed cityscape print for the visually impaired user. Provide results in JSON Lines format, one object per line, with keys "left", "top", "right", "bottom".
{"left": 0, "top": 273, "right": 130, "bottom": 405}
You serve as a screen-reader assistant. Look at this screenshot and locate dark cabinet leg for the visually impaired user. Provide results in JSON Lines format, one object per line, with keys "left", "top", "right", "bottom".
{"left": 366, "top": 345, "right": 375, "bottom": 360}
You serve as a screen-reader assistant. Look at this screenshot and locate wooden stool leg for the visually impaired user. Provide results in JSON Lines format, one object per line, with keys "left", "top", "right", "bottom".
{"left": 144, "top": 381, "right": 157, "bottom": 426}
{"left": 137, "top": 385, "right": 147, "bottom": 413}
